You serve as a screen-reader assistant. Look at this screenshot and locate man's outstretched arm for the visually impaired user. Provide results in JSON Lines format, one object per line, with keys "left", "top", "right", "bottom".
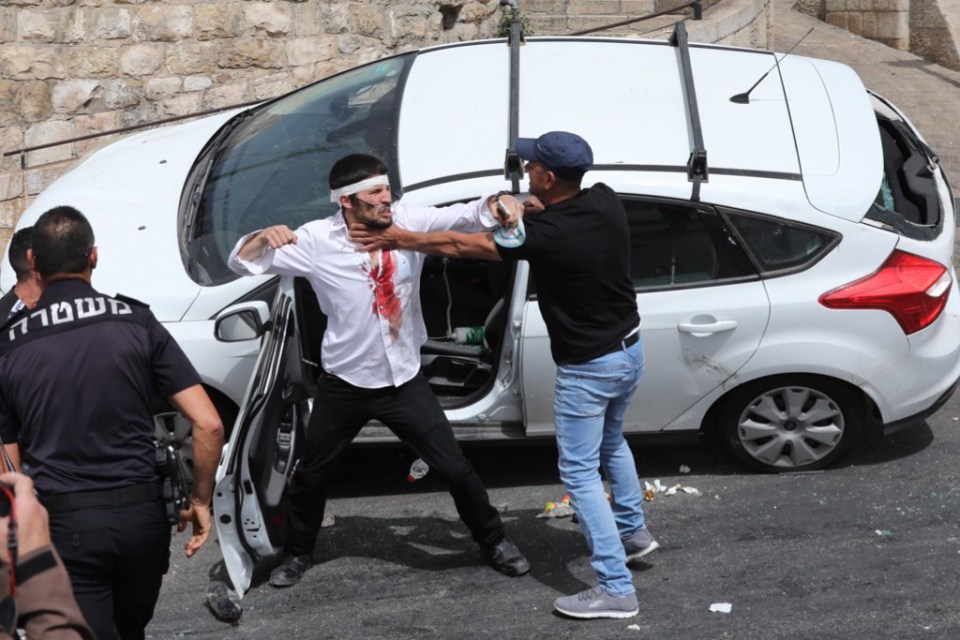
{"left": 351, "top": 225, "right": 502, "bottom": 262}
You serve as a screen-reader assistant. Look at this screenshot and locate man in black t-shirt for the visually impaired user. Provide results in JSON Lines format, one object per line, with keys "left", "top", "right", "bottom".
{"left": 0, "top": 206, "right": 224, "bottom": 640}
{"left": 351, "top": 131, "right": 656, "bottom": 620}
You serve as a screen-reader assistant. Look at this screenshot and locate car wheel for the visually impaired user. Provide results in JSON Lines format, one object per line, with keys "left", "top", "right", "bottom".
{"left": 719, "top": 376, "right": 862, "bottom": 473}
{"left": 154, "top": 390, "right": 238, "bottom": 492}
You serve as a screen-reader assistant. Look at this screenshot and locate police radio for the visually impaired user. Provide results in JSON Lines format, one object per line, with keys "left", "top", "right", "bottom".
{"left": 155, "top": 441, "right": 188, "bottom": 525}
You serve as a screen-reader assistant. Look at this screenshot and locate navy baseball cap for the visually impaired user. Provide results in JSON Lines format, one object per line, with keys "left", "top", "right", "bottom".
{"left": 515, "top": 131, "right": 593, "bottom": 181}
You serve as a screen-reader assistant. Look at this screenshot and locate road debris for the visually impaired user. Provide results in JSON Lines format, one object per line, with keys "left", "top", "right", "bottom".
{"left": 709, "top": 602, "right": 733, "bottom": 613}
{"left": 537, "top": 495, "right": 574, "bottom": 518}
{"left": 643, "top": 479, "right": 701, "bottom": 501}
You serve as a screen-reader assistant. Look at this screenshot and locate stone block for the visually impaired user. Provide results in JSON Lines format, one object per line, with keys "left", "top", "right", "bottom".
{"left": 23, "top": 120, "right": 75, "bottom": 167}
{"left": 0, "top": 83, "right": 21, "bottom": 128}
{"left": 91, "top": 7, "right": 132, "bottom": 40}
{"left": 0, "top": 201, "right": 27, "bottom": 232}
{"left": 826, "top": 13, "right": 848, "bottom": 29}
{"left": 244, "top": 2, "right": 293, "bottom": 37}
{"left": 0, "top": 8, "right": 14, "bottom": 43}
{"left": 349, "top": 5, "right": 385, "bottom": 38}
{"left": 67, "top": 46, "right": 120, "bottom": 78}
{"left": 119, "top": 43, "right": 164, "bottom": 76}
{"left": 160, "top": 93, "right": 204, "bottom": 118}
{"left": 861, "top": 12, "right": 877, "bottom": 38}
{"left": 202, "top": 82, "right": 250, "bottom": 111}
{"left": 1, "top": 45, "right": 67, "bottom": 80}
{"left": 847, "top": 11, "right": 862, "bottom": 35}
{"left": 165, "top": 42, "right": 219, "bottom": 75}
{"left": 876, "top": 10, "right": 908, "bottom": 40}
{"left": 569, "top": 0, "right": 620, "bottom": 15}
{"left": 20, "top": 81, "right": 51, "bottom": 123}
{"left": 222, "top": 39, "right": 286, "bottom": 70}
{"left": 183, "top": 75, "right": 213, "bottom": 92}
{"left": 622, "top": 1, "right": 657, "bottom": 14}
{"left": 522, "top": 0, "right": 569, "bottom": 12}
{"left": 196, "top": 5, "right": 243, "bottom": 40}
{"left": 17, "top": 9, "right": 59, "bottom": 43}
{"left": 253, "top": 73, "right": 296, "bottom": 101}
{"left": 0, "top": 172, "right": 26, "bottom": 203}
{"left": 102, "top": 78, "right": 143, "bottom": 110}
{"left": 286, "top": 37, "right": 337, "bottom": 67}
{"left": 51, "top": 79, "right": 100, "bottom": 113}
{"left": 144, "top": 76, "right": 181, "bottom": 101}
{"left": 133, "top": 5, "right": 193, "bottom": 42}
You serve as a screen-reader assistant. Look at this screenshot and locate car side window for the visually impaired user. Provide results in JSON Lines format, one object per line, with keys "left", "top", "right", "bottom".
{"left": 624, "top": 199, "right": 757, "bottom": 290}
{"left": 722, "top": 209, "right": 840, "bottom": 275}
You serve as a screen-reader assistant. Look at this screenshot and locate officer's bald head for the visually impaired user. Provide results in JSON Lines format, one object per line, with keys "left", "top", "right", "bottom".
{"left": 31, "top": 206, "right": 96, "bottom": 278}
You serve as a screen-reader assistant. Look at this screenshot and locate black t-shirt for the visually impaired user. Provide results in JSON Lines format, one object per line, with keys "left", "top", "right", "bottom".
{"left": 496, "top": 183, "right": 640, "bottom": 365}
{"left": 0, "top": 279, "right": 201, "bottom": 495}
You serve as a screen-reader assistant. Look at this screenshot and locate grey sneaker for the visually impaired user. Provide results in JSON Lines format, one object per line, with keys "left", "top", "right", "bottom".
{"left": 269, "top": 554, "right": 311, "bottom": 588}
{"left": 623, "top": 527, "right": 659, "bottom": 561}
{"left": 553, "top": 586, "right": 639, "bottom": 620}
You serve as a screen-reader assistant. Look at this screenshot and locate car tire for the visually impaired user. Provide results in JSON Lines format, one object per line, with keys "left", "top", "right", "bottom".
{"left": 719, "top": 375, "right": 863, "bottom": 473}
{"left": 154, "top": 389, "right": 238, "bottom": 492}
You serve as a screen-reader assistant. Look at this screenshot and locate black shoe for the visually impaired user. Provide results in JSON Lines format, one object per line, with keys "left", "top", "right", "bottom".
{"left": 480, "top": 539, "right": 530, "bottom": 577}
{"left": 204, "top": 580, "right": 242, "bottom": 622}
{"left": 269, "top": 554, "right": 311, "bottom": 588}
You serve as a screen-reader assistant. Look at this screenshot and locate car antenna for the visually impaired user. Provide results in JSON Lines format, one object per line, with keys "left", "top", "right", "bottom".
{"left": 501, "top": 0, "right": 524, "bottom": 192}
{"left": 730, "top": 27, "right": 814, "bottom": 104}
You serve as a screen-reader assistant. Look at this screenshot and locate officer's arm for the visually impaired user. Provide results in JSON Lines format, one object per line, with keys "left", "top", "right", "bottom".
{"left": 167, "top": 384, "right": 225, "bottom": 558}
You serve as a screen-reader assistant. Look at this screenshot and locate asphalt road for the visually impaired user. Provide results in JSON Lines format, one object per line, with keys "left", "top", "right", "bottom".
{"left": 146, "top": 392, "right": 960, "bottom": 639}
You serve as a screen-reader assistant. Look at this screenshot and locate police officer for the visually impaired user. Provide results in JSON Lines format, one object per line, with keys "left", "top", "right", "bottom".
{"left": 0, "top": 226, "right": 41, "bottom": 322}
{"left": 0, "top": 206, "right": 225, "bottom": 640}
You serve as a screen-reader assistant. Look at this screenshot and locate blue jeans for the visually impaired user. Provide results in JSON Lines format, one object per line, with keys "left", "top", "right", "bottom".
{"left": 554, "top": 337, "right": 646, "bottom": 596}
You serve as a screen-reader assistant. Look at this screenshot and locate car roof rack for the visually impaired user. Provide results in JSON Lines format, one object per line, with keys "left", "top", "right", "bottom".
{"left": 670, "top": 21, "right": 709, "bottom": 201}
{"left": 503, "top": 3, "right": 525, "bottom": 193}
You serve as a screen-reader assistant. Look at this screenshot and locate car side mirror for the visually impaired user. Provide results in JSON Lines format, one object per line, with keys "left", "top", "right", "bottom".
{"left": 215, "top": 301, "right": 270, "bottom": 342}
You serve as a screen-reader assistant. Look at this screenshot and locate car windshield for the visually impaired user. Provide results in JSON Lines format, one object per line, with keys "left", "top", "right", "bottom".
{"left": 180, "top": 53, "right": 413, "bottom": 286}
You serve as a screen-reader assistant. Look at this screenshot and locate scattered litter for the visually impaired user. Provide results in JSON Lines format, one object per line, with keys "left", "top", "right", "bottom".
{"left": 627, "top": 624, "right": 642, "bottom": 631}
{"left": 537, "top": 495, "right": 574, "bottom": 518}
{"left": 679, "top": 464, "right": 691, "bottom": 474}
{"left": 874, "top": 529, "right": 892, "bottom": 539}
{"left": 205, "top": 580, "right": 242, "bottom": 623}
{"left": 321, "top": 513, "right": 335, "bottom": 528}
{"left": 643, "top": 479, "right": 701, "bottom": 501}
{"left": 709, "top": 602, "right": 732, "bottom": 614}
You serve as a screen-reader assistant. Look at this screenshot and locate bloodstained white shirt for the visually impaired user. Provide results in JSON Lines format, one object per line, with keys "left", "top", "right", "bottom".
{"left": 228, "top": 197, "right": 498, "bottom": 389}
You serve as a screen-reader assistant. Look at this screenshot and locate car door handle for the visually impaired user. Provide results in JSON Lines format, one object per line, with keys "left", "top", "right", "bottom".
{"left": 677, "top": 319, "right": 738, "bottom": 336}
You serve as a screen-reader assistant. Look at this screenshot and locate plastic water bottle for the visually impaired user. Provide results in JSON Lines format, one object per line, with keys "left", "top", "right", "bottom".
{"left": 407, "top": 458, "right": 429, "bottom": 482}
{"left": 450, "top": 326, "right": 484, "bottom": 345}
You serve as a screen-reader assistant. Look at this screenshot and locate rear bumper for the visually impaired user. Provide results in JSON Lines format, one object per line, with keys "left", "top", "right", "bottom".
{"left": 881, "top": 371, "right": 960, "bottom": 435}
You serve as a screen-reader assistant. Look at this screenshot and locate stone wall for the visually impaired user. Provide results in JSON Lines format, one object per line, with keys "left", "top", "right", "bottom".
{"left": 910, "top": 0, "right": 960, "bottom": 71}
{"left": 794, "top": 0, "right": 960, "bottom": 69}
{"left": 0, "top": 0, "right": 773, "bottom": 243}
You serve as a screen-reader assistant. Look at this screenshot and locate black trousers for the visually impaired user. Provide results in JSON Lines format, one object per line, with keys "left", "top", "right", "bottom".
{"left": 286, "top": 372, "right": 505, "bottom": 556}
{"left": 47, "top": 497, "right": 171, "bottom": 640}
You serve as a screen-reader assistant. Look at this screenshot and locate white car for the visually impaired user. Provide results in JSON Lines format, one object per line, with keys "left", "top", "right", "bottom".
{"left": 5, "top": 28, "right": 958, "bottom": 593}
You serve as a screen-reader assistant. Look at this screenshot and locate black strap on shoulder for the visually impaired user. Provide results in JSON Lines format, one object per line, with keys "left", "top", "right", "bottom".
{"left": 15, "top": 549, "right": 57, "bottom": 586}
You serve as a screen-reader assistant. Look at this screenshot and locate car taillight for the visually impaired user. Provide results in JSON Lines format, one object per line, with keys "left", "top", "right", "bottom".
{"left": 819, "top": 249, "right": 952, "bottom": 335}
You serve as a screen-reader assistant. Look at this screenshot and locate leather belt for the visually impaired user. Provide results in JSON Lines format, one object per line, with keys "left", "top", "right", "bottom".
{"left": 41, "top": 482, "right": 162, "bottom": 513}
{"left": 623, "top": 331, "right": 639, "bottom": 348}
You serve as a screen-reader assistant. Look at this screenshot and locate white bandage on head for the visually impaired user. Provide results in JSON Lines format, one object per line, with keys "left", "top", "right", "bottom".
{"left": 329, "top": 175, "right": 390, "bottom": 203}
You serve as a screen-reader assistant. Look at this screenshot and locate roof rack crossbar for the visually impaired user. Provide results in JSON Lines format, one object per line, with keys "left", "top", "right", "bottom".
{"left": 503, "top": 4, "right": 525, "bottom": 193}
{"left": 670, "top": 21, "right": 709, "bottom": 201}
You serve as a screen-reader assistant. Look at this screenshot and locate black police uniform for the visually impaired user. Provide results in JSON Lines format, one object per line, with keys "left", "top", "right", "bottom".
{"left": 0, "top": 279, "right": 201, "bottom": 640}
